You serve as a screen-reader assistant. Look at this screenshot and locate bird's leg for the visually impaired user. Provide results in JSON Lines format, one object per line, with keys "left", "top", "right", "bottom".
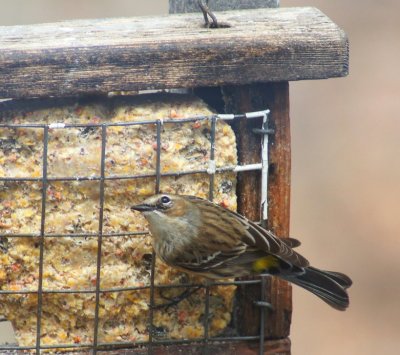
{"left": 197, "top": 0, "right": 218, "bottom": 28}
{"left": 152, "top": 286, "right": 202, "bottom": 310}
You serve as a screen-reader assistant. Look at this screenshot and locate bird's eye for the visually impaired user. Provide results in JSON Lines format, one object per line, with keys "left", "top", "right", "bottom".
{"left": 160, "top": 195, "right": 171, "bottom": 205}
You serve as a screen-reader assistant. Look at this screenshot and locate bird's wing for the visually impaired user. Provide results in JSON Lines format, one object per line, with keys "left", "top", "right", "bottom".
{"left": 184, "top": 196, "right": 309, "bottom": 269}
{"left": 241, "top": 218, "right": 310, "bottom": 268}
{"left": 281, "top": 237, "right": 302, "bottom": 248}
{"left": 173, "top": 244, "right": 247, "bottom": 273}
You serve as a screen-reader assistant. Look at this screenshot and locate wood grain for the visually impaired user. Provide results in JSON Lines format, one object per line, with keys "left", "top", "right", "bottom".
{"left": 223, "top": 83, "right": 292, "bottom": 346}
{"left": 263, "top": 82, "right": 292, "bottom": 339}
{"left": 0, "top": 7, "right": 348, "bottom": 99}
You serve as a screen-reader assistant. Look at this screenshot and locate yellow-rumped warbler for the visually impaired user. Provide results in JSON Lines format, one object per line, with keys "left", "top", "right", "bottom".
{"left": 131, "top": 194, "right": 352, "bottom": 310}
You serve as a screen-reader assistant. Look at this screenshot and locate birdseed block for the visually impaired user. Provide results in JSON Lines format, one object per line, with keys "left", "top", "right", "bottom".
{"left": 0, "top": 93, "right": 237, "bottom": 349}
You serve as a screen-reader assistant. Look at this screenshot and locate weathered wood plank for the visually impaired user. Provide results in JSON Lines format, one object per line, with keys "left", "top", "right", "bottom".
{"left": 263, "top": 82, "right": 292, "bottom": 339}
{"left": 169, "top": 0, "right": 279, "bottom": 13}
{"left": 0, "top": 7, "right": 348, "bottom": 99}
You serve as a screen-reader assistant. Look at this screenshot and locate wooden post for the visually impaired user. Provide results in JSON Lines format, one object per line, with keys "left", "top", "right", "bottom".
{"left": 0, "top": 8, "right": 348, "bottom": 99}
{"left": 223, "top": 83, "right": 292, "bottom": 344}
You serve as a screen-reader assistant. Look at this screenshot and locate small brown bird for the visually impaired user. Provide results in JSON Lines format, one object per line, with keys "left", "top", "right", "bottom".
{"left": 131, "top": 194, "right": 352, "bottom": 310}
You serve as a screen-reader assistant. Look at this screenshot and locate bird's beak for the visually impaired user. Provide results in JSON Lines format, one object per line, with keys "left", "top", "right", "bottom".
{"left": 131, "top": 204, "right": 155, "bottom": 212}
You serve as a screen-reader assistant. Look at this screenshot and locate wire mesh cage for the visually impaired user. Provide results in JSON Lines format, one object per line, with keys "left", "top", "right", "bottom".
{"left": 0, "top": 95, "right": 275, "bottom": 354}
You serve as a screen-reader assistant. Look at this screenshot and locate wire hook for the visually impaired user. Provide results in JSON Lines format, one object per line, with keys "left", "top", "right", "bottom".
{"left": 197, "top": 0, "right": 218, "bottom": 28}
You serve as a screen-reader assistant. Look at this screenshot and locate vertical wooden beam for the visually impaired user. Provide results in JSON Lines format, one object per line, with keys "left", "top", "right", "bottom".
{"left": 263, "top": 82, "right": 292, "bottom": 340}
{"left": 222, "top": 82, "right": 292, "bottom": 344}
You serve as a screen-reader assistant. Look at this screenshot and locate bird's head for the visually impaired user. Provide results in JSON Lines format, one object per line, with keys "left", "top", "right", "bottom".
{"left": 131, "top": 194, "right": 201, "bottom": 239}
{"left": 131, "top": 194, "right": 194, "bottom": 220}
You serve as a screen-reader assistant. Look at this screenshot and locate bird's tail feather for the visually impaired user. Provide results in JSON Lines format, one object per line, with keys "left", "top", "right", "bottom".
{"left": 282, "top": 266, "right": 351, "bottom": 311}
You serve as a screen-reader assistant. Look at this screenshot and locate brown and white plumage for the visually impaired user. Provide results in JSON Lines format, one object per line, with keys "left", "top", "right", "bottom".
{"left": 131, "top": 194, "right": 352, "bottom": 310}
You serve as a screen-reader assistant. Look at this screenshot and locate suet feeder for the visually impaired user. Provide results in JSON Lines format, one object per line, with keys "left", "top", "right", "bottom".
{"left": 0, "top": 1, "right": 348, "bottom": 354}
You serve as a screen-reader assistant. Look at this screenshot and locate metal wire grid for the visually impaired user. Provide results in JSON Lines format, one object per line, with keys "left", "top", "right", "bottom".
{"left": 0, "top": 109, "right": 271, "bottom": 354}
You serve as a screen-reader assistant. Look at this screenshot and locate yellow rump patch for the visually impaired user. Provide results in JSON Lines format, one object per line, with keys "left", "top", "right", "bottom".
{"left": 252, "top": 256, "right": 279, "bottom": 273}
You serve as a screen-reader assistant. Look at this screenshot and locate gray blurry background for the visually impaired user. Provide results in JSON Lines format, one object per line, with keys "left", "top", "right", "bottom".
{"left": 1, "top": 1, "right": 399, "bottom": 354}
